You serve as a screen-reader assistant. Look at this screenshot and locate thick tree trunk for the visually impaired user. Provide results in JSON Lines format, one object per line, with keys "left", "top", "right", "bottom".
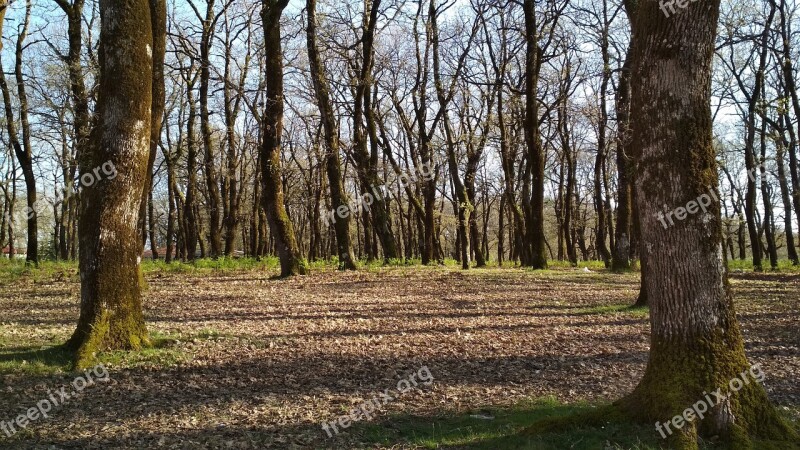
{"left": 66, "top": 0, "right": 153, "bottom": 368}
{"left": 618, "top": 1, "right": 795, "bottom": 447}
{"left": 523, "top": 0, "right": 547, "bottom": 269}
{"left": 261, "top": 0, "right": 305, "bottom": 277}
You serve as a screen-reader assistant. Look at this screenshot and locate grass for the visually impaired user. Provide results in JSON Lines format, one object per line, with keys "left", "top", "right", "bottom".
{"left": 6, "top": 256, "right": 800, "bottom": 282}
{"left": 359, "top": 397, "right": 800, "bottom": 449}
{"left": 575, "top": 304, "right": 650, "bottom": 317}
{"left": 359, "top": 397, "right": 665, "bottom": 450}
{"left": 727, "top": 258, "right": 800, "bottom": 272}
{"left": 0, "top": 331, "right": 193, "bottom": 376}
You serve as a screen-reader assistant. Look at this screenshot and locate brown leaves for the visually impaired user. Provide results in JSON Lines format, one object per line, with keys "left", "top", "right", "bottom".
{"left": 0, "top": 268, "right": 797, "bottom": 448}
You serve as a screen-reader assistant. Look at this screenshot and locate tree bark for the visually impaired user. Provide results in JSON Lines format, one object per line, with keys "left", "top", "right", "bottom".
{"left": 306, "top": 0, "right": 357, "bottom": 270}
{"left": 618, "top": 1, "right": 795, "bottom": 446}
{"left": 0, "top": 0, "right": 37, "bottom": 265}
{"left": 260, "top": 0, "right": 305, "bottom": 277}
{"left": 66, "top": 0, "right": 153, "bottom": 368}
{"left": 523, "top": 0, "right": 547, "bottom": 269}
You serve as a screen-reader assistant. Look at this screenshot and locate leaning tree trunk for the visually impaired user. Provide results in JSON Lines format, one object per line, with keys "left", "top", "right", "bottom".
{"left": 617, "top": 0, "right": 796, "bottom": 447}
{"left": 66, "top": 0, "right": 153, "bottom": 368}
{"left": 260, "top": 0, "right": 305, "bottom": 277}
{"left": 306, "top": 0, "right": 357, "bottom": 270}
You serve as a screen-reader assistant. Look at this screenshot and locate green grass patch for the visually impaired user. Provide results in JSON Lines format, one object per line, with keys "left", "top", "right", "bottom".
{"left": 359, "top": 397, "right": 663, "bottom": 449}
{"left": 0, "top": 331, "right": 191, "bottom": 375}
{"left": 575, "top": 304, "right": 650, "bottom": 317}
{"left": 727, "top": 258, "right": 800, "bottom": 273}
{"left": 0, "top": 345, "right": 74, "bottom": 376}
{"left": 359, "top": 397, "right": 799, "bottom": 449}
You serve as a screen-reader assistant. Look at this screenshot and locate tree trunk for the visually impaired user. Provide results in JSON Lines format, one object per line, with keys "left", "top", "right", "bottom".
{"left": 774, "top": 120, "right": 798, "bottom": 265}
{"left": 306, "top": 0, "right": 357, "bottom": 270}
{"left": 758, "top": 111, "right": 778, "bottom": 269}
{"left": 612, "top": 0, "right": 637, "bottom": 271}
{"left": 618, "top": 1, "right": 795, "bottom": 447}
{"left": 260, "top": 0, "right": 305, "bottom": 277}
{"left": 66, "top": 0, "right": 153, "bottom": 368}
{"left": 0, "top": 0, "right": 37, "bottom": 265}
{"left": 146, "top": 0, "right": 165, "bottom": 260}
{"left": 594, "top": 0, "right": 612, "bottom": 268}
{"left": 184, "top": 78, "right": 200, "bottom": 261}
{"left": 523, "top": 0, "right": 547, "bottom": 269}
{"left": 200, "top": 0, "right": 223, "bottom": 258}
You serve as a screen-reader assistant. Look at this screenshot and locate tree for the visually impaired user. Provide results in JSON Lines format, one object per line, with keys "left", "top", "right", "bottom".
{"left": 143, "top": 0, "right": 167, "bottom": 259}
{"left": 305, "top": 0, "right": 358, "bottom": 270}
{"left": 618, "top": 0, "right": 796, "bottom": 446}
{"left": 260, "top": 0, "right": 305, "bottom": 277}
{"left": 52, "top": 0, "right": 89, "bottom": 262}
{"left": 612, "top": 0, "right": 637, "bottom": 272}
{"left": 351, "top": 0, "right": 400, "bottom": 262}
{"left": 0, "top": 0, "right": 37, "bottom": 265}
{"left": 66, "top": 0, "right": 154, "bottom": 368}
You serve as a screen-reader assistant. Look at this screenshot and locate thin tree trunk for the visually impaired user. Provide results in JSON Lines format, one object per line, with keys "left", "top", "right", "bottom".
{"left": 0, "top": 0, "right": 37, "bottom": 265}
{"left": 306, "top": 0, "right": 357, "bottom": 270}
{"left": 261, "top": 0, "right": 305, "bottom": 277}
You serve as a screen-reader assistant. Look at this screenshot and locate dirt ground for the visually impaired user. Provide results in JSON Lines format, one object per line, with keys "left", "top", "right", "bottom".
{"left": 0, "top": 267, "right": 797, "bottom": 449}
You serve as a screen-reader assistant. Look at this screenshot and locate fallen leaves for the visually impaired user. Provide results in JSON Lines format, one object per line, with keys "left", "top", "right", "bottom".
{"left": 0, "top": 267, "right": 796, "bottom": 449}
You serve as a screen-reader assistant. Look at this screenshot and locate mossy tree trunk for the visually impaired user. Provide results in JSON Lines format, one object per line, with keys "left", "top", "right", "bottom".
{"left": 66, "top": 0, "right": 154, "bottom": 368}
{"left": 306, "top": 0, "right": 357, "bottom": 271}
{"left": 618, "top": 0, "right": 796, "bottom": 447}
{"left": 260, "top": 0, "right": 306, "bottom": 277}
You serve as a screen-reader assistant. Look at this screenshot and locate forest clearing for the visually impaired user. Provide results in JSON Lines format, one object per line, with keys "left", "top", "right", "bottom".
{"left": 2, "top": 0, "right": 800, "bottom": 447}
{"left": 0, "top": 261, "right": 798, "bottom": 449}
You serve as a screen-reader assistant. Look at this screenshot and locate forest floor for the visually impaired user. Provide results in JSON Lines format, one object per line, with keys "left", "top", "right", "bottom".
{"left": 0, "top": 261, "right": 798, "bottom": 449}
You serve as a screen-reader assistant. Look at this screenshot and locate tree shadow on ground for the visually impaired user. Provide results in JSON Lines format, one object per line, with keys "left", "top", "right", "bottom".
{"left": 356, "top": 397, "right": 664, "bottom": 450}
{"left": 0, "top": 345, "right": 73, "bottom": 374}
